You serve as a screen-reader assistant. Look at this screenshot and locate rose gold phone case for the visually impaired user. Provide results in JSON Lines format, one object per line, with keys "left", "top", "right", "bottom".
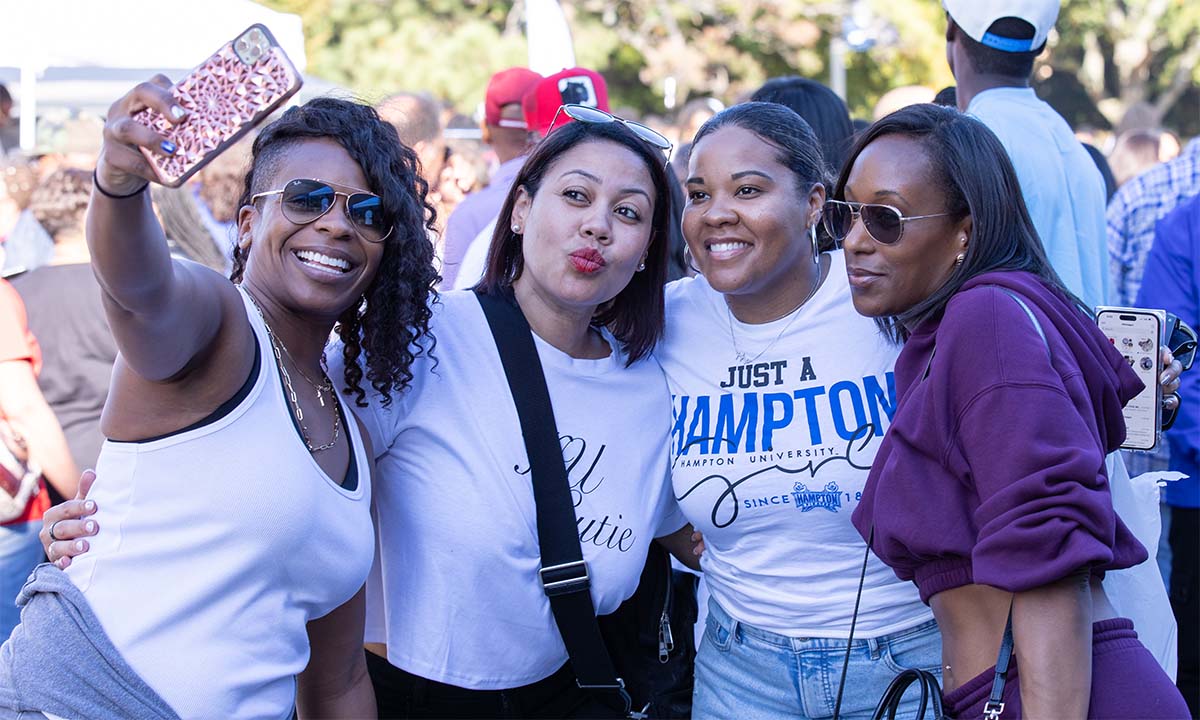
{"left": 134, "top": 24, "right": 302, "bottom": 187}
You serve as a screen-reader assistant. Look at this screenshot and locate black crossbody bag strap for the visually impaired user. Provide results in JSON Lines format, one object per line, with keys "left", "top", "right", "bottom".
{"left": 474, "top": 290, "right": 633, "bottom": 716}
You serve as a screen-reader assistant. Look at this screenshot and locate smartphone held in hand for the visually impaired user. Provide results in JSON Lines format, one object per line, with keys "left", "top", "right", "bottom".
{"left": 132, "top": 24, "right": 302, "bottom": 187}
{"left": 1096, "top": 306, "right": 1166, "bottom": 451}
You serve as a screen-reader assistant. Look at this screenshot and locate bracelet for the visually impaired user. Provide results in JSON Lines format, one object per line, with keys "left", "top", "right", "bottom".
{"left": 92, "top": 170, "right": 149, "bottom": 199}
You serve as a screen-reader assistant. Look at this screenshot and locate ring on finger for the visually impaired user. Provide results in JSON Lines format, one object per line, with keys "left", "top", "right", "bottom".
{"left": 48, "top": 519, "right": 64, "bottom": 542}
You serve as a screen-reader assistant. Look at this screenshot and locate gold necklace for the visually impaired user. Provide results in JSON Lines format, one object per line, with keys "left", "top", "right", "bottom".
{"left": 726, "top": 257, "right": 827, "bottom": 365}
{"left": 270, "top": 325, "right": 333, "bottom": 407}
{"left": 245, "top": 292, "right": 341, "bottom": 452}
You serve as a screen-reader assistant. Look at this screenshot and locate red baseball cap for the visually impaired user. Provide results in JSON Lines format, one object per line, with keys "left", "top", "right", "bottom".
{"left": 521, "top": 67, "right": 610, "bottom": 136}
{"left": 484, "top": 67, "right": 543, "bottom": 129}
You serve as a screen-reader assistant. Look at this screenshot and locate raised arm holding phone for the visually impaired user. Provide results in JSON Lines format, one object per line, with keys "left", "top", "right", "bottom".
{"left": 0, "top": 26, "right": 438, "bottom": 719}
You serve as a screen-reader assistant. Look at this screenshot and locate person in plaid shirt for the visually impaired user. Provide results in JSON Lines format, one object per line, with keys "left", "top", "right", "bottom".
{"left": 1108, "top": 138, "right": 1200, "bottom": 308}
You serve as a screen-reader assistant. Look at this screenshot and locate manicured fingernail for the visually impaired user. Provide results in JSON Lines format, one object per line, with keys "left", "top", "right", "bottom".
{"left": 84, "top": 521, "right": 96, "bottom": 533}
{"left": 170, "top": 105, "right": 186, "bottom": 120}
{"left": 161, "top": 140, "right": 176, "bottom": 155}
{"left": 84, "top": 500, "right": 95, "bottom": 512}
{"left": 74, "top": 540, "right": 86, "bottom": 551}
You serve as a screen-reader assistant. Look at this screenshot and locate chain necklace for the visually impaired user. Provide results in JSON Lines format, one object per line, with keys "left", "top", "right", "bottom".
{"left": 270, "top": 325, "right": 333, "bottom": 407}
{"left": 726, "top": 258, "right": 827, "bottom": 365}
{"left": 245, "top": 292, "right": 341, "bottom": 452}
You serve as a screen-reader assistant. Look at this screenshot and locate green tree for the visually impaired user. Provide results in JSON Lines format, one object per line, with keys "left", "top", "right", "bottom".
{"left": 1040, "top": 0, "right": 1200, "bottom": 135}
{"left": 261, "top": 0, "right": 1197, "bottom": 135}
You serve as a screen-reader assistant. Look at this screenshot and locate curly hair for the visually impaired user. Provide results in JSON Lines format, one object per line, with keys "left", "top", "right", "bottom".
{"left": 28, "top": 168, "right": 92, "bottom": 242}
{"left": 230, "top": 97, "right": 439, "bottom": 407}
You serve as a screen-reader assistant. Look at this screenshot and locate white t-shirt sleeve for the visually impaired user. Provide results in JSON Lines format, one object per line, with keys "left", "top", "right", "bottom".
{"left": 451, "top": 219, "right": 497, "bottom": 290}
{"left": 325, "top": 342, "right": 404, "bottom": 459}
{"left": 653, "top": 468, "right": 689, "bottom": 538}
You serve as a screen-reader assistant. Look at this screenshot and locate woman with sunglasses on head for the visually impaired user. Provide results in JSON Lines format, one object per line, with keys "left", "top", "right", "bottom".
{"left": 325, "top": 109, "right": 696, "bottom": 718}
{"left": 841, "top": 104, "right": 1188, "bottom": 718}
{"left": 657, "top": 101, "right": 943, "bottom": 720}
{"left": 0, "top": 78, "right": 437, "bottom": 718}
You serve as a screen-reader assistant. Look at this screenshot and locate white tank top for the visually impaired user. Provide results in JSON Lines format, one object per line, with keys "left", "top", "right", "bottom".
{"left": 66, "top": 287, "right": 374, "bottom": 720}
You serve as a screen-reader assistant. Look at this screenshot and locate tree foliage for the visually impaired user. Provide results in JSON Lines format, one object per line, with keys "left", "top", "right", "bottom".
{"left": 1040, "top": 0, "right": 1200, "bottom": 134}
{"left": 262, "top": 0, "right": 1197, "bottom": 135}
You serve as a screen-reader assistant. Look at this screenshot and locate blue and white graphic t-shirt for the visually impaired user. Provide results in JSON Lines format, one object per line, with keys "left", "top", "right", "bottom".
{"left": 659, "top": 250, "right": 930, "bottom": 637}
{"left": 330, "top": 290, "right": 687, "bottom": 689}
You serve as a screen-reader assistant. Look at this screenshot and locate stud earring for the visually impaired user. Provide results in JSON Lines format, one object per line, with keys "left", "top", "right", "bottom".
{"left": 512, "top": 225, "right": 521, "bottom": 234}
{"left": 636, "top": 261, "right": 646, "bottom": 272}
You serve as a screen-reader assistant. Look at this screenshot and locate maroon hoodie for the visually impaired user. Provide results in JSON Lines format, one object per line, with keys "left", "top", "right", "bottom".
{"left": 851, "top": 270, "right": 1147, "bottom": 603}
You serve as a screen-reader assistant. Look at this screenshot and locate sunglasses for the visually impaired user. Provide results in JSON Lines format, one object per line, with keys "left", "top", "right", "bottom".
{"left": 1162, "top": 313, "right": 1195, "bottom": 432}
{"left": 251, "top": 178, "right": 392, "bottom": 243}
{"left": 822, "top": 199, "right": 953, "bottom": 246}
{"left": 1166, "top": 313, "right": 1197, "bottom": 372}
{"left": 547, "top": 104, "right": 674, "bottom": 158}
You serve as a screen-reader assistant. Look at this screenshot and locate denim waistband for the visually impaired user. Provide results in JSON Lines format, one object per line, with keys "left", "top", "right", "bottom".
{"left": 706, "top": 595, "right": 939, "bottom": 654}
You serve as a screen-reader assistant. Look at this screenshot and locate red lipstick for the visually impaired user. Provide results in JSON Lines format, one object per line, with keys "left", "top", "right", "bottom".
{"left": 569, "top": 248, "right": 606, "bottom": 274}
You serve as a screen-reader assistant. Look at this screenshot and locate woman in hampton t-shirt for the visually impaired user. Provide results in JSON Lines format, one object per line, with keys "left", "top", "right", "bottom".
{"left": 658, "top": 102, "right": 938, "bottom": 720}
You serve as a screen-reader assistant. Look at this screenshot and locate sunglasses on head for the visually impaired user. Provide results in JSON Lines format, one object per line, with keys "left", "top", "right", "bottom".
{"left": 822, "top": 199, "right": 953, "bottom": 246}
{"left": 251, "top": 178, "right": 392, "bottom": 243}
{"left": 547, "top": 104, "right": 674, "bottom": 158}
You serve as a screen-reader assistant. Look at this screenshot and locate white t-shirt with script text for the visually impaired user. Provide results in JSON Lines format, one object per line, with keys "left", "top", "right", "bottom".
{"left": 659, "top": 250, "right": 930, "bottom": 637}
{"left": 331, "top": 290, "right": 687, "bottom": 689}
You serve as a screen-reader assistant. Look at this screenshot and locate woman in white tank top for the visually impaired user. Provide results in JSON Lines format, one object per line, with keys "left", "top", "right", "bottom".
{"left": 1, "top": 83, "right": 437, "bottom": 718}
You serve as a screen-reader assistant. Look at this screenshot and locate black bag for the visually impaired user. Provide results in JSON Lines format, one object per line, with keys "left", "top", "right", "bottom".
{"left": 476, "top": 289, "right": 696, "bottom": 719}
{"left": 599, "top": 542, "right": 697, "bottom": 718}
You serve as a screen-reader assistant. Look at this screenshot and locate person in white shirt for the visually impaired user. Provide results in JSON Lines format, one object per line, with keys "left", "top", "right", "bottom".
{"left": 658, "top": 102, "right": 939, "bottom": 720}
{"left": 346, "top": 114, "right": 700, "bottom": 717}
{"left": 9, "top": 86, "right": 440, "bottom": 717}
{"left": 944, "top": 0, "right": 1110, "bottom": 310}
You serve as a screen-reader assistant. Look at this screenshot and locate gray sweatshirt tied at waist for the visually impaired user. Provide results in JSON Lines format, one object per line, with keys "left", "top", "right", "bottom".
{"left": 0, "top": 562, "right": 180, "bottom": 720}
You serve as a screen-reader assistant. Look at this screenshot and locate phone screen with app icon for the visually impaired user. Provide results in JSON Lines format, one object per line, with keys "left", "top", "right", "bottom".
{"left": 1097, "top": 308, "right": 1163, "bottom": 450}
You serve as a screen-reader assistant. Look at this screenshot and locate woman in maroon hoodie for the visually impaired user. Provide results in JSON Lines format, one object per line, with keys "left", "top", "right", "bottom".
{"left": 831, "top": 104, "right": 1188, "bottom": 719}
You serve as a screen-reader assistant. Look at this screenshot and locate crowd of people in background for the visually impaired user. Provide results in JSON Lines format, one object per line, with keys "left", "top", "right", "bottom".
{"left": 0, "top": 0, "right": 1196, "bottom": 718}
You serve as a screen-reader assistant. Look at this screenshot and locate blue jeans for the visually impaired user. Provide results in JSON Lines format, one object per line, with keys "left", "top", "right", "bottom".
{"left": 693, "top": 598, "right": 942, "bottom": 720}
{"left": 0, "top": 521, "right": 43, "bottom": 642}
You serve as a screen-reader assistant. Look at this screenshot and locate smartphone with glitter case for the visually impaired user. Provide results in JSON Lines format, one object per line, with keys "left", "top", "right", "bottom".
{"left": 133, "top": 24, "right": 302, "bottom": 187}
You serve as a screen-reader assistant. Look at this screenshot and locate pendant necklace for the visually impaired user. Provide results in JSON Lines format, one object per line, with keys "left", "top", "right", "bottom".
{"left": 726, "top": 259, "right": 827, "bottom": 365}
{"left": 245, "top": 292, "right": 341, "bottom": 452}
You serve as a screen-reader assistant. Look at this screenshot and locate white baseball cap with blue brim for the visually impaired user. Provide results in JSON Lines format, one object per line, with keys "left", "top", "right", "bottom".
{"left": 943, "top": 0, "right": 1060, "bottom": 52}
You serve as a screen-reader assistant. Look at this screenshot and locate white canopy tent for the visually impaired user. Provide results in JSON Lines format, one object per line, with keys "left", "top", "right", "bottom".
{"left": 0, "top": 0, "right": 308, "bottom": 152}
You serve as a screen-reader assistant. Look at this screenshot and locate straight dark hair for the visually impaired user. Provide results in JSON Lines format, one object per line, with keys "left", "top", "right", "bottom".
{"left": 833, "top": 103, "right": 1082, "bottom": 341}
{"left": 477, "top": 119, "right": 672, "bottom": 365}
{"left": 750, "top": 77, "right": 854, "bottom": 176}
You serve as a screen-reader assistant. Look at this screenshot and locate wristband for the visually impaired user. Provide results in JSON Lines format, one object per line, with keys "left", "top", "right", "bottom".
{"left": 93, "top": 170, "right": 149, "bottom": 199}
